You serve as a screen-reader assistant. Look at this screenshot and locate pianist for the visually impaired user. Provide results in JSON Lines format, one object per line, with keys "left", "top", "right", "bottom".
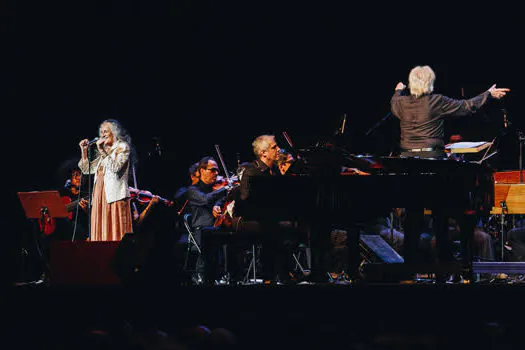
{"left": 235, "top": 135, "right": 301, "bottom": 284}
{"left": 391, "top": 65, "right": 510, "bottom": 159}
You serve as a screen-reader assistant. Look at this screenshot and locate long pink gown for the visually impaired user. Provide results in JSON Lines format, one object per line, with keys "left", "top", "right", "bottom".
{"left": 89, "top": 166, "right": 132, "bottom": 241}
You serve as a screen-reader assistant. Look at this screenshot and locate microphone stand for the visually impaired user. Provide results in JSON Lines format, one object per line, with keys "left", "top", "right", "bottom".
{"left": 87, "top": 146, "right": 92, "bottom": 240}
{"left": 365, "top": 112, "right": 392, "bottom": 137}
{"left": 389, "top": 210, "right": 394, "bottom": 246}
{"left": 519, "top": 131, "right": 524, "bottom": 183}
{"left": 70, "top": 179, "right": 82, "bottom": 242}
{"left": 502, "top": 109, "right": 524, "bottom": 183}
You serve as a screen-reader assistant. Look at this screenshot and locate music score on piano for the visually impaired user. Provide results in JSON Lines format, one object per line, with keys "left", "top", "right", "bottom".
{"left": 445, "top": 141, "right": 492, "bottom": 154}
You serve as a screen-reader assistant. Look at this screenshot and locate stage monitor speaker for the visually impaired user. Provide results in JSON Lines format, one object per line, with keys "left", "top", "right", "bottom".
{"left": 49, "top": 241, "right": 121, "bottom": 286}
{"left": 360, "top": 234, "right": 404, "bottom": 264}
{"left": 359, "top": 235, "right": 406, "bottom": 282}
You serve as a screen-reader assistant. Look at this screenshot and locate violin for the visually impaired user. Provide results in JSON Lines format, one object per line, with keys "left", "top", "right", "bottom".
{"left": 212, "top": 175, "right": 240, "bottom": 191}
{"left": 212, "top": 144, "right": 241, "bottom": 228}
{"left": 129, "top": 187, "right": 174, "bottom": 207}
{"left": 212, "top": 176, "right": 240, "bottom": 228}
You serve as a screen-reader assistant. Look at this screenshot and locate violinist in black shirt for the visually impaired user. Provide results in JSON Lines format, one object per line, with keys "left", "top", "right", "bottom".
{"left": 174, "top": 162, "right": 200, "bottom": 212}
{"left": 186, "top": 156, "right": 231, "bottom": 285}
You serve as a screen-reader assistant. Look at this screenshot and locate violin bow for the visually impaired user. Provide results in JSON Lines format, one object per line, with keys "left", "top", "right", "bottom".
{"left": 282, "top": 131, "right": 301, "bottom": 160}
{"left": 214, "top": 144, "right": 231, "bottom": 184}
{"left": 177, "top": 199, "right": 188, "bottom": 216}
{"left": 282, "top": 131, "right": 294, "bottom": 149}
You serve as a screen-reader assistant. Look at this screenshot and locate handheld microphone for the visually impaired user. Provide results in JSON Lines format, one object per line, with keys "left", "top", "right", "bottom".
{"left": 87, "top": 137, "right": 100, "bottom": 145}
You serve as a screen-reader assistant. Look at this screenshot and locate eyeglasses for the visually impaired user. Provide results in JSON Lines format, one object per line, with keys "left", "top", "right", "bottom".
{"left": 205, "top": 168, "right": 219, "bottom": 173}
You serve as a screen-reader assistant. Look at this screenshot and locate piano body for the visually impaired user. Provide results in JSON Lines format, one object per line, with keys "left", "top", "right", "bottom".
{"left": 246, "top": 154, "right": 494, "bottom": 282}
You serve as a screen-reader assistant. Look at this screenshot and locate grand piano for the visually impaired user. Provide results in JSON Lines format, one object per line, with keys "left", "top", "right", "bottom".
{"left": 246, "top": 151, "right": 494, "bottom": 282}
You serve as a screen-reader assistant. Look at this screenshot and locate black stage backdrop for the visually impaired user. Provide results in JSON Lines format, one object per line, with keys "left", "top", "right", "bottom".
{"left": 3, "top": 2, "right": 522, "bottom": 283}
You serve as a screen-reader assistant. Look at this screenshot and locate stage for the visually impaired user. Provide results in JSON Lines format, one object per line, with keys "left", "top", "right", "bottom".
{"left": 6, "top": 280, "right": 525, "bottom": 349}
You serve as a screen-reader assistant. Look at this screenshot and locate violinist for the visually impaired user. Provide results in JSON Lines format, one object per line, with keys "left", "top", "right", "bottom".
{"left": 174, "top": 162, "right": 200, "bottom": 212}
{"left": 130, "top": 188, "right": 163, "bottom": 229}
{"left": 115, "top": 186, "right": 176, "bottom": 286}
{"left": 186, "top": 156, "right": 231, "bottom": 285}
{"left": 276, "top": 149, "right": 295, "bottom": 175}
{"left": 30, "top": 164, "right": 90, "bottom": 284}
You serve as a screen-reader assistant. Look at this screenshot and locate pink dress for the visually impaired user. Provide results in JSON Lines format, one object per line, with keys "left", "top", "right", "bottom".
{"left": 89, "top": 166, "right": 132, "bottom": 241}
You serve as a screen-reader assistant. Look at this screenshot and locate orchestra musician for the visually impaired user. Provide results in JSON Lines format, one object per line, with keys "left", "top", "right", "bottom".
{"left": 56, "top": 167, "right": 90, "bottom": 241}
{"left": 37, "top": 165, "right": 90, "bottom": 241}
{"left": 186, "top": 156, "right": 231, "bottom": 285}
{"left": 113, "top": 186, "right": 177, "bottom": 286}
{"left": 174, "top": 162, "right": 200, "bottom": 211}
{"left": 78, "top": 119, "right": 135, "bottom": 241}
{"left": 30, "top": 164, "right": 90, "bottom": 284}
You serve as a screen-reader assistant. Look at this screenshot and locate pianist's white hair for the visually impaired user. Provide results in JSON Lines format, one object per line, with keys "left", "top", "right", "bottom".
{"left": 408, "top": 65, "right": 435, "bottom": 98}
{"left": 252, "top": 135, "right": 275, "bottom": 158}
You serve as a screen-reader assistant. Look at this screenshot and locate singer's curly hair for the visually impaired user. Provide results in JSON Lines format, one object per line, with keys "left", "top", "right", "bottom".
{"left": 98, "top": 118, "right": 137, "bottom": 167}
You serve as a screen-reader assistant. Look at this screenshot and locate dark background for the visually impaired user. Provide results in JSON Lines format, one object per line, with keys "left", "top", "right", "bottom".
{"left": 3, "top": 2, "right": 522, "bottom": 282}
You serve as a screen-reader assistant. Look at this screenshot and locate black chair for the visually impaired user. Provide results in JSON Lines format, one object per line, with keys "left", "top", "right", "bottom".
{"left": 180, "top": 213, "right": 203, "bottom": 284}
{"left": 199, "top": 222, "right": 263, "bottom": 285}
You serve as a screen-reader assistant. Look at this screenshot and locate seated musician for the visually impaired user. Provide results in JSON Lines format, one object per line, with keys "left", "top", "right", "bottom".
{"left": 447, "top": 216, "right": 495, "bottom": 263}
{"left": 113, "top": 190, "right": 162, "bottom": 286}
{"left": 174, "top": 162, "right": 200, "bottom": 209}
{"left": 233, "top": 135, "right": 304, "bottom": 284}
{"left": 36, "top": 164, "right": 90, "bottom": 283}
{"left": 505, "top": 217, "right": 525, "bottom": 261}
{"left": 55, "top": 166, "right": 90, "bottom": 241}
{"left": 186, "top": 156, "right": 231, "bottom": 285}
{"left": 373, "top": 208, "right": 434, "bottom": 261}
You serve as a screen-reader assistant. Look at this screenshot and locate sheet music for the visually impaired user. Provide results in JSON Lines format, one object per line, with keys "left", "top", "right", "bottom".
{"left": 445, "top": 141, "right": 487, "bottom": 150}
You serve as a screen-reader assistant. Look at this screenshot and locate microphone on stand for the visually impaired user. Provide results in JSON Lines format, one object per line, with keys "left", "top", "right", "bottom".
{"left": 365, "top": 113, "right": 392, "bottom": 137}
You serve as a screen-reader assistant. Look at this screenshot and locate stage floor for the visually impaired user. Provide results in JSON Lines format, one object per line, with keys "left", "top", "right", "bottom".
{"left": 5, "top": 281, "right": 525, "bottom": 349}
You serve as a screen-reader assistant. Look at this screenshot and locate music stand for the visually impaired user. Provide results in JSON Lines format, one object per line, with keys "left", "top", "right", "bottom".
{"left": 18, "top": 190, "right": 68, "bottom": 223}
{"left": 17, "top": 191, "right": 69, "bottom": 283}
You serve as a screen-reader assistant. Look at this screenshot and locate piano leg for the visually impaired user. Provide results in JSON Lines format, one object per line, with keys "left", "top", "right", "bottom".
{"left": 345, "top": 222, "right": 361, "bottom": 281}
{"left": 403, "top": 207, "right": 424, "bottom": 266}
{"left": 432, "top": 208, "right": 475, "bottom": 282}
{"left": 308, "top": 220, "right": 332, "bottom": 283}
{"left": 401, "top": 207, "right": 425, "bottom": 280}
{"left": 457, "top": 211, "right": 476, "bottom": 281}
